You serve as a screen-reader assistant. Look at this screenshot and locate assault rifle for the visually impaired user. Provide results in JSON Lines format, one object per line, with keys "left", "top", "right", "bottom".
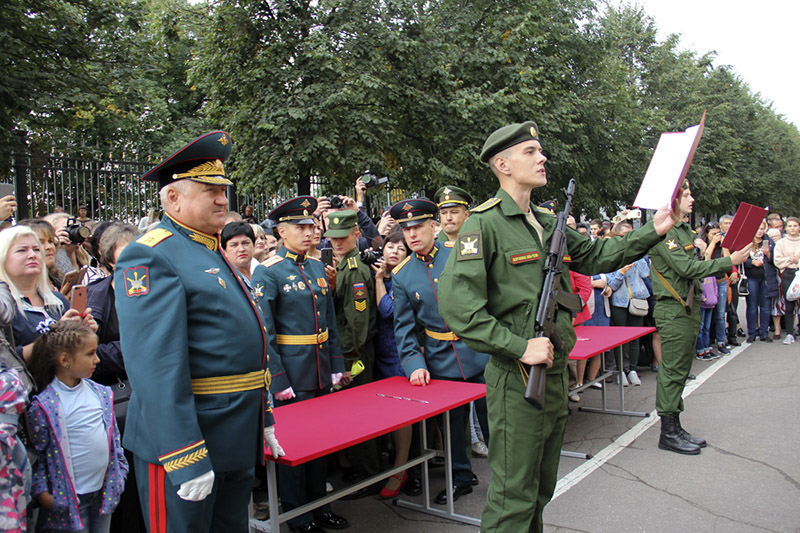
{"left": 524, "top": 179, "right": 582, "bottom": 409}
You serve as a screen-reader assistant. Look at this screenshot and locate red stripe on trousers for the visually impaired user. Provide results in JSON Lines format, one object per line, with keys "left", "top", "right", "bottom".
{"left": 148, "top": 463, "right": 167, "bottom": 533}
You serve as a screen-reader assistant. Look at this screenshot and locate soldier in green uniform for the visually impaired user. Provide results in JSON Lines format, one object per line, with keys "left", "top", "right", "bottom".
{"left": 114, "top": 131, "right": 284, "bottom": 533}
{"left": 324, "top": 210, "right": 381, "bottom": 495}
{"left": 434, "top": 185, "right": 473, "bottom": 244}
{"left": 649, "top": 182, "right": 750, "bottom": 454}
{"left": 438, "top": 121, "right": 679, "bottom": 532}
{"left": 251, "top": 196, "right": 349, "bottom": 533}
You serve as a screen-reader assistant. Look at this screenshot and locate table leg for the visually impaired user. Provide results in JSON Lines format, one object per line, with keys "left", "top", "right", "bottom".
{"left": 580, "top": 346, "right": 648, "bottom": 417}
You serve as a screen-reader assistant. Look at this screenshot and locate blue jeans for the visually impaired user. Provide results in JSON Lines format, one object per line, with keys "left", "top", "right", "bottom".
{"left": 696, "top": 307, "right": 713, "bottom": 353}
{"left": 713, "top": 281, "right": 728, "bottom": 346}
{"left": 745, "top": 277, "right": 770, "bottom": 339}
{"left": 77, "top": 490, "right": 112, "bottom": 533}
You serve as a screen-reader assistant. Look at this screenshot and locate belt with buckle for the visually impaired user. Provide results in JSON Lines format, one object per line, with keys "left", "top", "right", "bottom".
{"left": 276, "top": 328, "right": 329, "bottom": 345}
{"left": 191, "top": 369, "right": 270, "bottom": 395}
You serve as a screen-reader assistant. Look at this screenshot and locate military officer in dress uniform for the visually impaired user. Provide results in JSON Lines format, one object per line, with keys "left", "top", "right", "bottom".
{"left": 114, "top": 131, "right": 284, "bottom": 533}
{"left": 250, "top": 197, "right": 349, "bottom": 533}
{"left": 434, "top": 185, "right": 473, "bottom": 244}
{"left": 649, "top": 182, "right": 750, "bottom": 455}
{"left": 389, "top": 198, "right": 490, "bottom": 505}
{"left": 437, "top": 121, "right": 680, "bottom": 532}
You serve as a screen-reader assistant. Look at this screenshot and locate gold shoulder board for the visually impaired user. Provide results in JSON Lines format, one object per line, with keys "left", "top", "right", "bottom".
{"left": 472, "top": 197, "right": 501, "bottom": 213}
{"left": 347, "top": 257, "right": 358, "bottom": 270}
{"left": 136, "top": 228, "right": 173, "bottom": 248}
{"left": 392, "top": 256, "right": 412, "bottom": 275}
{"left": 262, "top": 256, "right": 284, "bottom": 268}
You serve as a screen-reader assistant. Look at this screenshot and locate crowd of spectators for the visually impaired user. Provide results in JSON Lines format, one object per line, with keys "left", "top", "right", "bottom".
{"left": 0, "top": 180, "right": 796, "bottom": 532}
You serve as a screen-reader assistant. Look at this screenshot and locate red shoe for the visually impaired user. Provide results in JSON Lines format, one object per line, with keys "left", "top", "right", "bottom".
{"left": 380, "top": 472, "right": 408, "bottom": 499}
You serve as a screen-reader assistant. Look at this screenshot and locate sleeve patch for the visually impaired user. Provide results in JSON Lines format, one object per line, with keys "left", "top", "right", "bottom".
{"left": 665, "top": 239, "right": 681, "bottom": 252}
{"left": 123, "top": 266, "right": 149, "bottom": 297}
{"left": 684, "top": 243, "right": 695, "bottom": 251}
{"left": 456, "top": 231, "right": 483, "bottom": 261}
{"left": 135, "top": 228, "right": 172, "bottom": 247}
{"left": 353, "top": 282, "right": 367, "bottom": 299}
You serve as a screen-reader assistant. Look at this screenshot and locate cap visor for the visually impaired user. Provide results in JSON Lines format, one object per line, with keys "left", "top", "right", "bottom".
{"left": 187, "top": 175, "right": 233, "bottom": 186}
{"left": 324, "top": 228, "right": 354, "bottom": 238}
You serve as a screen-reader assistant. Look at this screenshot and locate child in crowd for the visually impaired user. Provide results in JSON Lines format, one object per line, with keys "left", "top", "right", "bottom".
{"left": 26, "top": 321, "right": 127, "bottom": 533}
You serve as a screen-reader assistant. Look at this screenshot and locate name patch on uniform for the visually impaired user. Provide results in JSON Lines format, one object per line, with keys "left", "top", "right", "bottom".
{"left": 124, "top": 266, "right": 149, "bottom": 297}
{"left": 456, "top": 231, "right": 483, "bottom": 261}
{"left": 510, "top": 251, "right": 540, "bottom": 265}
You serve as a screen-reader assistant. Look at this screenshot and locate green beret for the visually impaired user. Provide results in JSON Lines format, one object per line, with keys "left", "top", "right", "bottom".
{"left": 324, "top": 210, "right": 358, "bottom": 238}
{"left": 434, "top": 185, "right": 473, "bottom": 209}
{"left": 480, "top": 121, "right": 540, "bottom": 163}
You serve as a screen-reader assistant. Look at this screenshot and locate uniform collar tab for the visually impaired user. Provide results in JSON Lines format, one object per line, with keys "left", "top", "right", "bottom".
{"left": 164, "top": 214, "right": 219, "bottom": 251}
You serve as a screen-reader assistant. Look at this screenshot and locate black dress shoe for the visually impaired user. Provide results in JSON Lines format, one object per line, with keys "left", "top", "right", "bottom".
{"left": 434, "top": 483, "right": 473, "bottom": 505}
{"left": 403, "top": 477, "right": 422, "bottom": 496}
{"left": 316, "top": 511, "right": 349, "bottom": 530}
{"left": 687, "top": 373, "right": 696, "bottom": 380}
{"left": 341, "top": 483, "right": 381, "bottom": 500}
{"left": 290, "top": 521, "right": 326, "bottom": 533}
{"left": 471, "top": 473, "right": 478, "bottom": 486}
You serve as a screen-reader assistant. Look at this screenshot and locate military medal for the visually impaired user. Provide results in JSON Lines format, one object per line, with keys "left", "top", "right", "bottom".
{"left": 415, "top": 292, "right": 421, "bottom": 300}
{"left": 217, "top": 276, "right": 226, "bottom": 289}
{"left": 283, "top": 284, "right": 292, "bottom": 293}
{"left": 298, "top": 282, "right": 306, "bottom": 291}
{"left": 204, "top": 267, "right": 220, "bottom": 274}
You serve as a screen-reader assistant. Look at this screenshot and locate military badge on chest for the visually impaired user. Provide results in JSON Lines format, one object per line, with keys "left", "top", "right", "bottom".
{"left": 317, "top": 277, "right": 328, "bottom": 295}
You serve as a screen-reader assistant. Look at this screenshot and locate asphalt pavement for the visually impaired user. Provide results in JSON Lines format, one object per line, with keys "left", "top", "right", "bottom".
{"left": 265, "top": 321, "right": 800, "bottom": 532}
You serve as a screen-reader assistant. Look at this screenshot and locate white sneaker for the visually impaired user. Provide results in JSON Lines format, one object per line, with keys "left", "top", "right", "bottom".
{"left": 471, "top": 440, "right": 488, "bottom": 457}
{"left": 627, "top": 370, "right": 641, "bottom": 386}
{"left": 620, "top": 372, "right": 629, "bottom": 387}
{"left": 783, "top": 334, "right": 795, "bottom": 345}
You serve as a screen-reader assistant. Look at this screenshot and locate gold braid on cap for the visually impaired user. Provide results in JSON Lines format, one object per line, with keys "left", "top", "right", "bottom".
{"left": 173, "top": 159, "right": 226, "bottom": 180}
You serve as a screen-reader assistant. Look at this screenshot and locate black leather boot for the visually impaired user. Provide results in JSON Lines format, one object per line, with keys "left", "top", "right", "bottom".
{"left": 676, "top": 413, "right": 707, "bottom": 448}
{"left": 658, "top": 415, "right": 701, "bottom": 455}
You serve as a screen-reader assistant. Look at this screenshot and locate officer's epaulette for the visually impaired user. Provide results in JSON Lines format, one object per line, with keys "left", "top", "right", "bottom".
{"left": 135, "top": 228, "right": 172, "bottom": 248}
{"left": 443, "top": 240, "right": 454, "bottom": 248}
{"left": 392, "top": 256, "right": 412, "bottom": 276}
{"left": 307, "top": 256, "right": 321, "bottom": 262}
{"left": 472, "top": 197, "right": 501, "bottom": 213}
{"left": 262, "top": 255, "right": 284, "bottom": 268}
{"left": 347, "top": 257, "right": 359, "bottom": 270}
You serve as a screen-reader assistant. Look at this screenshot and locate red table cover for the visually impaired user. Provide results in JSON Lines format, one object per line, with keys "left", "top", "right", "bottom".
{"left": 569, "top": 326, "right": 656, "bottom": 360}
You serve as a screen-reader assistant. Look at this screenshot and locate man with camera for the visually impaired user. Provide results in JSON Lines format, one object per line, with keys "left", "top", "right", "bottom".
{"left": 390, "top": 198, "right": 490, "bottom": 505}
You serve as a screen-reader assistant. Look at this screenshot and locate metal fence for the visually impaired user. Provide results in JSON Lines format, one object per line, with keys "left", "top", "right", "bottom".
{"left": 8, "top": 152, "right": 417, "bottom": 224}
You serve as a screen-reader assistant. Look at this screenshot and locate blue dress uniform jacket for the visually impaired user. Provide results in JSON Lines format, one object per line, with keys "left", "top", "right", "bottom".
{"left": 392, "top": 241, "right": 489, "bottom": 379}
{"left": 114, "top": 215, "right": 275, "bottom": 487}
{"left": 251, "top": 247, "right": 345, "bottom": 393}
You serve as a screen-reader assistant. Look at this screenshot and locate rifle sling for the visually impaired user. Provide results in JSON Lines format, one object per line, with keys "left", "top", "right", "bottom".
{"left": 651, "top": 263, "right": 693, "bottom": 315}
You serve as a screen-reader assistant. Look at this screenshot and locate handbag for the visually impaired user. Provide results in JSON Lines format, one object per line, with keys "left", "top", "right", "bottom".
{"left": 787, "top": 270, "right": 800, "bottom": 302}
{"left": 626, "top": 278, "right": 649, "bottom": 317}
{"left": 700, "top": 276, "right": 718, "bottom": 308}
{"left": 737, "top": 273, "right": 750, "bottom": 296}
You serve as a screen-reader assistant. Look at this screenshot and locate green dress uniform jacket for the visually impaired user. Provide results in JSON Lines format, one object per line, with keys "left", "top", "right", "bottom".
{"left": 392, "top": 241, "right": 489, "bottom": 379}
{"left": 334, "top": 248, "right": 377, "bottom": 381}
{"left": 115, "top": 214, "right": 274, "bottom": 487}
{"left": 437, "top": 188, "right": 664, "bottom": 532}
{"left": 251, "top": 247, "right": 344, "bottom": 393}
{"left": 648, "top": 221, "right": 733, "bottom": 416}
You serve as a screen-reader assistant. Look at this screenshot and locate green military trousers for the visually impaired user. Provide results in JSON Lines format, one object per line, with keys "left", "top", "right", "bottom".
{"left": 480, "top": 357, "right": 568, "bottom": 533}
{"left": 653, "top": 299, "right": 701, "bottom": 416}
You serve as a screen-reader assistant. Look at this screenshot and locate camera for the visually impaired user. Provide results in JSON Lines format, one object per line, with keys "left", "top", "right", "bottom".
{"left": 65, "top": 218, "right": 90, "bottom": 245}
{"left": 360, "top": 247, "right": 383, "bottom": 266}
{"left": 361, "top": 174, "right": 389, "bottom": 189}
{"left": 329, "top": 195, "right": 344, "bottom": 209}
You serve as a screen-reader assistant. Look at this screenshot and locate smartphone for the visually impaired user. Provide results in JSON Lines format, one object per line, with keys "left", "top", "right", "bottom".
{"left": 0, "top": 183, "right": 13, "bottom": 199}
{"left": 70, "top": 285, "right": 87, "bottom": 315}
{"left": 321, "top": 247, "right": 334, "bottom": 267}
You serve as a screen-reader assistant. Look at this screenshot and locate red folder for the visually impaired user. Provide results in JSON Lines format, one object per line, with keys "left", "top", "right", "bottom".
{"left": 721, "top": 202, "right": 768, "bottom": 251}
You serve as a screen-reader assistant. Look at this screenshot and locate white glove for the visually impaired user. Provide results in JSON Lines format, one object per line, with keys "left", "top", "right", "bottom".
{"left": 177, "top": 470, "right": 215, "bottom": 501}
{"left": 331, "top": 372, "right": 343, "bottom": 387}
{"left": 275, "top": 387, "right": 295, "bottom": 401}
{"left": 264, "top": 425, "right": 285, "bottom": 458}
